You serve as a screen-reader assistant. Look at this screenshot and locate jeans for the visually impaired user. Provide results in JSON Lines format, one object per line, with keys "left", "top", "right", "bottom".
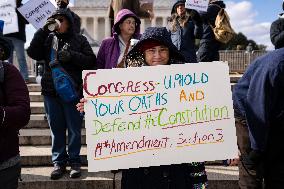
{"left": 0, "top": 162, "right": 21, "bottom": 189}
{"left": 44, "top": 96, "right": 82, "bottom": 166}
{"left": 6, "top": 37, "right": 29, "bottom": 80}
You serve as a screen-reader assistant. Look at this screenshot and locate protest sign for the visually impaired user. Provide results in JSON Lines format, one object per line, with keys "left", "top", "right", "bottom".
{"left": 0, "top": 0, "right": 18, "bottom": 34}
{"left": 17, "top": 0, "right": 56, "bottom": 30}
{"left": 83, "top": 62, "right": 238, "bottom": 172}
{"left": 185, "top": 0, "right": 209, "bottom": 12}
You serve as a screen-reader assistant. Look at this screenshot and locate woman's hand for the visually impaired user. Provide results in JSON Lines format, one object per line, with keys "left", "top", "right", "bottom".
{"left": 76, "top": 98, "right": 87, "bottom": 113}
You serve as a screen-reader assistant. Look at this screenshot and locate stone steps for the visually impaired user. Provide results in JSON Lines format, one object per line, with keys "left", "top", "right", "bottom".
{"left": 30, "top": 102, "right": 45, "bottom": 114}
{"left": 19, "top": 129, "right": 86, "bottom": 145}
{"left": 18, "top": 166, "right": 238, "bottom": 189}
{"left": 20, "top": 146, "right": 88, "bottom": 166}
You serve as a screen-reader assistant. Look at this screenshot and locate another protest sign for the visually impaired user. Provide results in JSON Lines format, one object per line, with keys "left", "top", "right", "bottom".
{"left": 0, "top": 0, "right": 18, "bottom": 34}
{"left": 83, "top": 62, "right": 238, "bottom": 172}
{"left": 17, "top": 0, "right": 56, "bottom": 30}
{"left": 185, "top": 0, "right": 209, "bottom": 12}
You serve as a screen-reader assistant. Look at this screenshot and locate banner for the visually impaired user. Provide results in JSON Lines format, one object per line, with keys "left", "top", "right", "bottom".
{"left": 17, "top": 0, "right": 56, "bottom": 30}
{"left": 185, "top": 0, "right": 209, "bottom": 12}
{"left": 0, "top": 0, "right": 18, "bottom": 34}
{"left": 83, "top": 62, "right": 238, "bottom": 172}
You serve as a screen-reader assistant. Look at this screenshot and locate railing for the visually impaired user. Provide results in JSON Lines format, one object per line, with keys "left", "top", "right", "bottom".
{"left": 21, "top": 50, "right": 268, "bottom": 76}
{"left": 219, "top": 50, "right": 267, "bottom": 73}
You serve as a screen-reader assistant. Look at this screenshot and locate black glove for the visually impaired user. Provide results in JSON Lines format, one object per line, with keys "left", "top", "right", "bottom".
{"left": 58, "top": 50, "right": 71, "bottom": 63}
{"left": 190, "top": 10, "right": 202, "bottom": 25}
{"left": 43, "top": 18, "right": 56, "bottom": 31}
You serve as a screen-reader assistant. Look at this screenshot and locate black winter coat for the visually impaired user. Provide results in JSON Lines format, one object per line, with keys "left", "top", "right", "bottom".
{"left": 0, "top": 62, "right": 30, "bottom": 162}
{"left": 197, "top": 1, "right": 225, "bottom": 62}
{"left": 27, "top": 9, "right": 96, "bottom": 97}
{"left": 270, "top": 16, "right": 284, "bottom": 49}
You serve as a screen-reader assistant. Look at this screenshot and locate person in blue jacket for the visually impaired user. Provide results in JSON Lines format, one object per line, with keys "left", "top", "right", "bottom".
{"left": 167, "top": 0, "right": 202, "bottom": 63}
{"left": 233, "top": 47, "right": 284, "bottom": 188}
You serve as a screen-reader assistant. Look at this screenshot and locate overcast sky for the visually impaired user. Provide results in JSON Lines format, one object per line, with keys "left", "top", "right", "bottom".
{"left": 24, "top": 0, "right": 283, "bottom": 50}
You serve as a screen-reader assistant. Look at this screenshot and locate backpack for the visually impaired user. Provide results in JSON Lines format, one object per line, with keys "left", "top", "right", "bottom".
{"left": 210, "top": 5, "right": 235, "bottom": 43}
{"left": 49, "top": 35, "right": 79, "bottom": 103}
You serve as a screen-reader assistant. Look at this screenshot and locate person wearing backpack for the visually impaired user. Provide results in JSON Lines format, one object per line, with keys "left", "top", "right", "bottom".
{"left": 0, "top": 20, "right": 31, "bottom": 189}
{"left": 27, "top": 9, "right": 96, "bottom": 180}
{"left": 197, "top": 0, "right": 226, "bottom": 62}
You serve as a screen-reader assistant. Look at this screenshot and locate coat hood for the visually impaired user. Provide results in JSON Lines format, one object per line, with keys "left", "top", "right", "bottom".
{"left": 126, "top": 27, "right": 184, "bottom": 67}
{"left": 171, "top": 0, "right": 186, "bottom": 14}
{"left": 0, "top": 20, "right": 12, "bottom": 60}
{"left": 50, "top": 8, "right": 74, "bottom": 34}
{"left": 210, "top": 0, "right": 226, "bottom": 8}
{"left": 112, "top": 9, "right": 141, "bottom": 38}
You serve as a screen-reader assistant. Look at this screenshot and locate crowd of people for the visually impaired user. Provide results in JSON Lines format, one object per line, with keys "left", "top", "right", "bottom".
{"left": 2, "top": 0, "right": 284, "bottom": 188}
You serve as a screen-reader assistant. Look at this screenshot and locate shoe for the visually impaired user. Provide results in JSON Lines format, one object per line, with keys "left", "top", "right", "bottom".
{"left": 50, "top": 164, "right": 66, "bottom": 180}
{"left": 70, "top": 163, "right": 81, "bottom": 178}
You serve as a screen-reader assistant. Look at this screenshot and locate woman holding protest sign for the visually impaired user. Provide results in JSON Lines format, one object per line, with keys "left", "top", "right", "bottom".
{"left": 77, "top": 27, "right": 208, "bottom": 189}
{"left": 96, "top": 9, "right": 141, "bottom": 69}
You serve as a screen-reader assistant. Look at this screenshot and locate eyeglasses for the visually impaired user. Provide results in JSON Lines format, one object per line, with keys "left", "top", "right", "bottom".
{"left": 123, "top": 20, "right": 136, "bottom": 26}
{"left": 145, "top": 47, "right": 169, "bottom": 55}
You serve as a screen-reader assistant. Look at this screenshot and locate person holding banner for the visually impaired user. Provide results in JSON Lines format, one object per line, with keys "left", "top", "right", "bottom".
{"left": 27, "top": 9, "right": 96, "bottom": 180}
{"left": 77, "top": 27, "right": 208, "bottom": 189}
{"left": 168, "top": 0, "right": 202, "bottom": 63}
{"left": 0, "top": 20, "right": 31, "bottom": 189}
{"left": 55, "top": 0, "right": 81, "bottom": 34}
{"left": 96, "top": 9, "right": 141, "bottom": 69}
{"left": 197, "top": 0, "right": 226, "bottom": 62}
{"left": 4, "top": 0, "right": 29, "bottom": 83}
{"left": 233, "top": 48, "right": 284, "bottom": 188}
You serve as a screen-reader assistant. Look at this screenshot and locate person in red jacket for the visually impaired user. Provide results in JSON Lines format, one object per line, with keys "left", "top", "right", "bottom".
{"left": 0, "top": 20, "right": 31, "bottom": 189}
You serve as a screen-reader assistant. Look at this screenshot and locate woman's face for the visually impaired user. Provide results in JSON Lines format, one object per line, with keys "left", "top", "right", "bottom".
{"left": 144, "top": 45, "right": 170, "bottom": 66}
{"left": 55, "top": 16, "right": 69, "bottom": 33}
{"left": 119, "top": 17, "right": 136, "bottom": 36}
{"left": 176, "top": 4, "right": 186, "bottom": 16}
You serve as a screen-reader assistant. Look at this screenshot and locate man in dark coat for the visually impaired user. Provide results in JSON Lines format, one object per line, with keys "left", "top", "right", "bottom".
{"left": 270, "top": 1, "right": 284, "bottom": 49}
{"left": 233, "top": 47, "right": 284, "bottom": 188}
{"left": 27, "top": 8, "right": 96, "bottom": 180}
{"left": 55, "top": 0, "right": 81, "bottom": 33}
{"left": 4, "top": 0, "right": 29, "bottom": 82}
{"left": 0, "top": 20, "right": 31, "bottom": 189}
{"left": 197, "top": 0, "right": 226, "bottom": 62}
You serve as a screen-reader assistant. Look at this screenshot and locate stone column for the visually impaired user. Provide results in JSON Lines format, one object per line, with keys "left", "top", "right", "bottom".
{"left": 81, "top": 17, "right": 87, "bottom": 30}
{"left": 104, "top": 17, "right": 111, "bottom": 38}
{"left": 140, "top": 19, "right": 145, "bottom": 33}
{"left": 162, "top": 17, "right": 168, "bottom": 27}
{"left": 151, "top": 17, "right": 156, "bottom": 27}
{"left": 93, "top": 17, "right": 99, "bottom": 41}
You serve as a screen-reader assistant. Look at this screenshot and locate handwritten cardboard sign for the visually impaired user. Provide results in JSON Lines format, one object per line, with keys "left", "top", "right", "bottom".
{"left": 185, "top": 0, "right": 209, "bottom": 12}
{"left": 83, "top": 62, "right": 238, "bottom": 172}
{"left": 0, "top": 0, "right": 18, "bottom": 34}
{"left": 17, "top": 0, "right": 56, "bottom": 30}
